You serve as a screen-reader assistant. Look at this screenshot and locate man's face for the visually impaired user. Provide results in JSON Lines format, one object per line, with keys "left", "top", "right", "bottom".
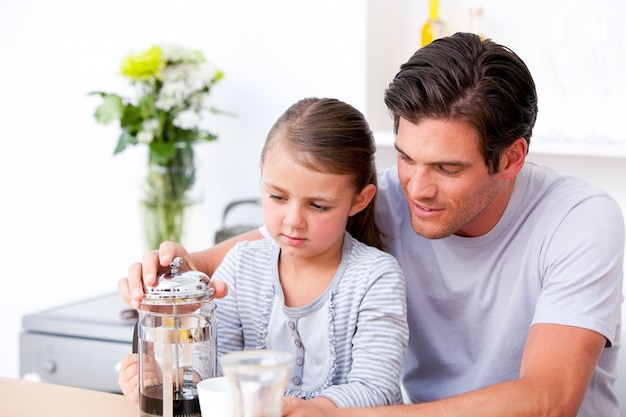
{"left": 395, "top": 118, "right": 512, "bottom": 239}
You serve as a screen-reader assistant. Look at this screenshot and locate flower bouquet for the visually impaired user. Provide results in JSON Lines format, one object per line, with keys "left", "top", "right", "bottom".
{"left": 92, "top": 44, "right": 226, "bottom": 250}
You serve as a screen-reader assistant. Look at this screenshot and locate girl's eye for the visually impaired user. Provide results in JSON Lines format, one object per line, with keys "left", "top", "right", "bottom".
{"left": 310, "top": 203, "right": 329, "bottom": 212}
{"left": 269, "top": 194, "right": 285, "bottom": 202}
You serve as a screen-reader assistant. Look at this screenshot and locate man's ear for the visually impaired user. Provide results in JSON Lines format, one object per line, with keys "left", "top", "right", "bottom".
{"left": 349, "top": 184, "right": 376, "bottom": 216}
{"left": 499, "top": 137, "right": 527, "bottom": 179}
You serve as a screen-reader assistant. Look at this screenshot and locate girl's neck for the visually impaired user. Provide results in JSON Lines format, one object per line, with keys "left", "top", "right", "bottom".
{"left": 278, "top": 245, "right": 343, "bottom": 308}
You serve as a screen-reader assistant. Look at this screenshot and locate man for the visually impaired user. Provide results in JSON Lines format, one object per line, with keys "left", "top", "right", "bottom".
{"left": 121, "top": 33, "right": 624, "bottom": 416}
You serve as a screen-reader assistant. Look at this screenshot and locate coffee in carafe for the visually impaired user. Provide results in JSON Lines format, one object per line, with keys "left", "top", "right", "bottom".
{"left": 137, "top": 257, "right": 217, "bottom": 417}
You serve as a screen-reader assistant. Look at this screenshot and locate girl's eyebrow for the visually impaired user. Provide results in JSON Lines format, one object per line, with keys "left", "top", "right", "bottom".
{"left": 262, "top": 180, "right": 286, "bottom": 193}
{"left": 262, "top": 181, "right": 340, "bottom": 203}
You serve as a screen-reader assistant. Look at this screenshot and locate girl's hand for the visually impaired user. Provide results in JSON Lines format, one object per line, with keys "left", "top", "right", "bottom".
{"left": 118, "top": 349, "right": 163, "bottom": 402}
{"left": 119, "top": 238, "right": 235, "bottom": 309}
{"left": 118, "top": 241, "right": 195, "bottom": 309}
{"left": 282, "top": 396, "right": 337, "bottom": 417}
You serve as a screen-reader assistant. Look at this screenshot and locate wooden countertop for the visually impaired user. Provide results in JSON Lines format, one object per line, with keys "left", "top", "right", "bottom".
{"left": 0, "top": 377, "right": 136, "bottom": 417}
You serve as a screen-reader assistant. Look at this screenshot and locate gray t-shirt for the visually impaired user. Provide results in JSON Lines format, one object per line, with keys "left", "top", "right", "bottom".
{"left": 376, "top": 162, "right": 624, "bottom": 416}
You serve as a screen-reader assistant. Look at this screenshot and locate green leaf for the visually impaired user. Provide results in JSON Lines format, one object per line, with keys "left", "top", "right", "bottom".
{"left": 149, "top": 142, "right": 177, "bottom": 164}
{"left": 113, "top": 130, "right": 134, "bottom": 155}
{"left": 120, "top": 104, "right": 144, "bottom": 132}
{"left": 198, "top": 132, "right": 218, "bottom": 142}
{"left": 94, "top": 94, "right": 124, "bottom": 124}
{"left": 207, "top": 106, "right": 236, "bottom": 117}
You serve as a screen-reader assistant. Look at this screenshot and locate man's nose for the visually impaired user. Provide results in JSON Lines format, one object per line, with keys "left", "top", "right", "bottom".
{"left": 407, "top": 168, "right": 437, "bottom": 199}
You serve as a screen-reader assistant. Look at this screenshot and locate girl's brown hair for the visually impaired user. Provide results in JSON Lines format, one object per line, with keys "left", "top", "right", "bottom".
{"left": 261, "top": 97, "right": 384, "bottom": 250}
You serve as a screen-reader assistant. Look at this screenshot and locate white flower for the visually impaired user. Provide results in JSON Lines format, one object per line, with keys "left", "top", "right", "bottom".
{"left": 187, "top": 63, "right": 215, "bottom": 87}
{"left": 137, "top": 130, "right": 154, "bottom": 144}
{"left": 198, "top": 93, "right": 214, "bottom": 111}
{"left": 158, "top": 80, "right": 190, "bottom": 108}
{"left": 160, "top": 64, "right": 188, "bottom": 83}
{"left": 159, "top": 44, "right": 205, "bottom": 64}
{"left": 155, "top": 95, "right": 178, "bottom": 111}
{"left": 143, "top": 119, "right": 160, "bottom": 131}
{"left": 173, "top": 109, "right": 200, "bottom": 130}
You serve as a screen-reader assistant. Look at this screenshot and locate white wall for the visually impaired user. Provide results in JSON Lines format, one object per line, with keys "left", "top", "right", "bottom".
{"left": 0, "top": 0, "right": 370, "bottom": 379}
{"left": 1, "top": 0, "right": 625, "bottom": 397}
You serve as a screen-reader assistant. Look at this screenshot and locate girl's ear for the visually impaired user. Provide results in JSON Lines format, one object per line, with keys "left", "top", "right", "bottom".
{"left": 349, "top": 184, "right": 376, "bottom": 216}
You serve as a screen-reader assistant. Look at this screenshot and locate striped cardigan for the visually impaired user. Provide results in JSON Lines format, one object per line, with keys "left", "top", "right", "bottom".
{"left": 213, "top": 232, "right": 408, "bottom": 407}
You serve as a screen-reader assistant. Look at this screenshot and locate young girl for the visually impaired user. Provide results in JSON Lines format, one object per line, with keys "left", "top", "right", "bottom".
{"left": 212, "top": 97, "right": 407, "bottom": 408}
{"left": 119, "top": 97, "right": 408, "bottom": 408}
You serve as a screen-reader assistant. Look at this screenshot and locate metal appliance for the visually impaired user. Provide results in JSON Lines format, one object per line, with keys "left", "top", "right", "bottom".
{"left": 137, "top": 257, "right": 217, "bottom": 417}
{"left": 20, "top": 292, "right": 136, "bottom": 393}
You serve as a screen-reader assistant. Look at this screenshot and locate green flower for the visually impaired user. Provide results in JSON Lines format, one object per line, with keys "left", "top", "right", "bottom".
{"left": 120, "top": 45, "right": 162, "bottom": 80}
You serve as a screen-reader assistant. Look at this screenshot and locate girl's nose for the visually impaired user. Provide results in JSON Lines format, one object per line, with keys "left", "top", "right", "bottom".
{"left": 282, "top": 203, "right": 305, "bottom": 228}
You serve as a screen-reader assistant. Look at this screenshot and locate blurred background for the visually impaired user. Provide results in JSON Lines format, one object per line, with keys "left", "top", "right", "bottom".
{"left": 1, "top": 0, "right": 625, "bottom": 393}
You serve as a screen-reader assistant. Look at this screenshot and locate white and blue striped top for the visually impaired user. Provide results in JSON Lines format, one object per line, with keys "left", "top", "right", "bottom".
{"left": 213, "top": 232, "right": 408, "bottom": 407}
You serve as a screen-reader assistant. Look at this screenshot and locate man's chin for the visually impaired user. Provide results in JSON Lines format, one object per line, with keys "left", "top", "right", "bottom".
{"left": 411, "top": 220, "right": 454, "bottom": 240}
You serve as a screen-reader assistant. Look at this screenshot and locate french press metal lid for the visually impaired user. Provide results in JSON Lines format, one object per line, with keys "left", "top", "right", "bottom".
{"left": 141, "top": 257, "right": 214, "bottom": 309}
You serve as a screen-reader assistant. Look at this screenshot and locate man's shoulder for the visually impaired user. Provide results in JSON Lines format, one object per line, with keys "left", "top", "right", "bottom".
{"left": 514, "top": 162, "right": 622, "bottom": 231}
{"left": 519, "top": 162, "right": 611, "bottom": 204}
{"left": 376, "top": 167, "right": 405, "bottom": 211}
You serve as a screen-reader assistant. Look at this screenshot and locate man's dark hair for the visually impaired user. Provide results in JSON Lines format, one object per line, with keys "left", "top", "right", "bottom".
{"left": 384, "top": 32, "right": 538, "bottom": 174}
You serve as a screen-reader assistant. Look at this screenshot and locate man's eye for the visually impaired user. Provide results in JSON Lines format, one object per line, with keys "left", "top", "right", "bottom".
{"left": 438, "top": 166, "right": 457, "bottom": 175}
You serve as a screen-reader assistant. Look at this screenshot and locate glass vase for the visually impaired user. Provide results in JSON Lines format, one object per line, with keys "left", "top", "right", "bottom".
{"left": 140, "top": 147, "right": 204, "bottom": 251}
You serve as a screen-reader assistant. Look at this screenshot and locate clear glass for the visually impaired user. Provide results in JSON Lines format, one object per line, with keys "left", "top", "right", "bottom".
{"left": 140, "top": 145, "right": 205, "bottom": 251}
{"left": 138, "top": 303, "right": 217, "bottom": 417}
{"left": 221, "top": 350, "right": 294, "bottom": 417}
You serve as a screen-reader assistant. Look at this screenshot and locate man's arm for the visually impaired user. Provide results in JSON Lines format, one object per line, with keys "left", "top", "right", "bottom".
{"left": 190, "top": 229, "right": 265, "bottom": 276}
{"left": 119, "top": 229, "right": 264, "bottom": 309}
{"left": 283, "top": 323, "right": 605, "bottom": 417}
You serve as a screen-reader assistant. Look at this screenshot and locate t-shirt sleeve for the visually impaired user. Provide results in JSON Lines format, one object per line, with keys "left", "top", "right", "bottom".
{"left": 532, "top": 195, "right": 624, "bottom": 346}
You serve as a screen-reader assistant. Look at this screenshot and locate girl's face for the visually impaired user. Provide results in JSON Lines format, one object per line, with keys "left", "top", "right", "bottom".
{"left": 260, "top": 145, "right": 372, "bottom": 263}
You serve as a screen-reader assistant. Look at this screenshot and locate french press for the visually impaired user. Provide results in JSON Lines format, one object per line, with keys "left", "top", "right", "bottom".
{"left": 137, "top": 257, "right": 217, "bottom": 417}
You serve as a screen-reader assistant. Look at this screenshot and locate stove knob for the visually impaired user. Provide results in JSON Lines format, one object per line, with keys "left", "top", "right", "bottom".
{"left": 43, "top": 359, "right": 57, "bottom": 374}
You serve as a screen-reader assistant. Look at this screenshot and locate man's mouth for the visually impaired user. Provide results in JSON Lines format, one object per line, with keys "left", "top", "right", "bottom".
{"left": 412, "top": 201, "right": 442, "bottom": 217}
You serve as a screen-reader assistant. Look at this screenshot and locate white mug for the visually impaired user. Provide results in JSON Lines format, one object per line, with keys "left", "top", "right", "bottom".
{"left": 197, "top": 376, "right": 233, "bottom": 417}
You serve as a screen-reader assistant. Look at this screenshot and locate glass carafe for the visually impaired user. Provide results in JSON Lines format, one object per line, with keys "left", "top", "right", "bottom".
{"left": 221, "top": 350, "right": 294, "bottom": 417}
{"left": 138, "top": 257, "right": 217, "bottom": 417}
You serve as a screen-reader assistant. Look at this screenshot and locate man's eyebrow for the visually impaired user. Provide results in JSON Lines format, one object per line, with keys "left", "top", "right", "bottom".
{"left": 393, "top": 142, "right": 407, "bottom": 156}
{"left": 393, "top": 142, "right": 471, "bottom": 167}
